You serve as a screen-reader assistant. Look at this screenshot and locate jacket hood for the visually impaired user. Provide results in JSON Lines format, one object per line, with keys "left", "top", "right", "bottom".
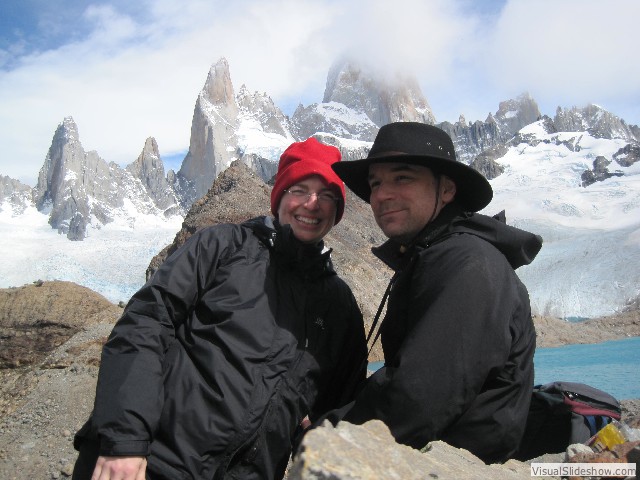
{"left": 374, "top": 204, "right": 543, "bottom": 271}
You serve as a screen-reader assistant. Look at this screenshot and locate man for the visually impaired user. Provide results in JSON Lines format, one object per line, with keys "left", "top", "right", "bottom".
{"left": 329, "top": 122, "right": 543, "bottom": 463}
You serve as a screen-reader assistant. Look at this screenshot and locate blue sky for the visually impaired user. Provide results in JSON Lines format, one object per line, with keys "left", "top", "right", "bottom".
{"left": 1, "top": 0, "right": 638, "bottom": 185}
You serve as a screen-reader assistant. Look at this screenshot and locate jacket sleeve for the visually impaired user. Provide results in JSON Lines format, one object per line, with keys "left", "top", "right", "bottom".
{"left": 342, "top": 235, "right": 517, "bottom": 448}
{"left": 90, "top": 226, "right": 231, "bottom": 456}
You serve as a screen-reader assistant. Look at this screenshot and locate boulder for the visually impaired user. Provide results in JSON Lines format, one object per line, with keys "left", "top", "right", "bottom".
{"left": 289, "top": 420, "right": 535, "bottom": 480}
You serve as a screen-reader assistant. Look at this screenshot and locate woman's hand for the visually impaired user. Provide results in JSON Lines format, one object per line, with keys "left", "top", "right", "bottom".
{"left": 91, "top": 455, "right": 147, "bottom": 480}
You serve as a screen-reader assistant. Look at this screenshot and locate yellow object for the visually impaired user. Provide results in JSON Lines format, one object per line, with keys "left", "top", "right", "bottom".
{"left": 588, "top": 422, "right": 626, "bottom": 452}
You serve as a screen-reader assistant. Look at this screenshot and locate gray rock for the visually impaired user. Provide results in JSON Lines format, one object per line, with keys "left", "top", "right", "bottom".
{"left": 237, "top": 85, "right": 293, "bottom": 138}
{"left": 125, "top": 137, "right": 182, "bottom": 216}
{"left": 290, "top": 420, "right": 537, "bottom": 480}
{"left": 438, "top": 93, "right": 542, "bottom": 163}
{"left": 177, "top": 57, "right": 240, "bottom": 204}
{"left": 565, "top": 443, "right": 593, "bottom": 460}
{"left": 0, "top": 175, "right": 33, "bottom": 215}
{"left": 581, "top": 155, "right": 624, "bottom": 187}
{"left": 553, "top": 104, "right": 640, "bottom": 142}
{"left": 494, "top": 93, "right": 542, "bottom": 137}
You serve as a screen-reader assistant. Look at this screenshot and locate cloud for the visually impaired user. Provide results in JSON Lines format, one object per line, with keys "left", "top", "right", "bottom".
{"left": 0, "top": 0, "right": 638, "bottom": 186}
{"left": 486, "top": 0, "right": 640, "bottom": 115}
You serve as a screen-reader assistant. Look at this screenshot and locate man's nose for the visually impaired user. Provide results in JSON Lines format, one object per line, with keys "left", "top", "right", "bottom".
{"left": 371, "top": 183, "right": 394, "bottom": 201}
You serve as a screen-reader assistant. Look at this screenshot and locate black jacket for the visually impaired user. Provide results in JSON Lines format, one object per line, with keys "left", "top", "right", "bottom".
{"left": 339, "top": 205, "right": 542, "bottom": 464}
{"left": 75, "top": 216, "right": 367, "bottom": 479}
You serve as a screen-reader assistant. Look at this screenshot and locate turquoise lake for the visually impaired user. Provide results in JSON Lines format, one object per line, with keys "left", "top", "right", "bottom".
{"left": 369, "top": 336, "right": 640, "bottom": 400}
{"left": 533, "top": 336, "right": 639, "bottom": 400}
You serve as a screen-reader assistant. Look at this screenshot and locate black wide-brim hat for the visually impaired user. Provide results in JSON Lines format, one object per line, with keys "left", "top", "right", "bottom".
{"left": 332, "top": 122, "right": 493, "bottom": 212}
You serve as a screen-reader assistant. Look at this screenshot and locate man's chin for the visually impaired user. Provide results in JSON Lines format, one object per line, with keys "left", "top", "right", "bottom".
{"left": 379, "top": 225, "right": 415, "bottom": 244}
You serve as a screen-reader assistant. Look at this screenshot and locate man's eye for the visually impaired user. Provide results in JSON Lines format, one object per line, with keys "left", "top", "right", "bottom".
{"left": 289, "top": 189, "right": 306, "bottom": 196}
{"left": 369, "top": 181, "right": 380, "bottom": 189}
{"left": 396, "top": 175, "right": 413, "bottom": 183}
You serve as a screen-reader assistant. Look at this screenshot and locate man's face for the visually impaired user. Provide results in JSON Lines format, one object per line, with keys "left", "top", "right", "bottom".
{"left": 277, "top": 175, "right": 339, "bottom": 244}
{"left": 368, "top": 162, "right": 456, "bottom": 243}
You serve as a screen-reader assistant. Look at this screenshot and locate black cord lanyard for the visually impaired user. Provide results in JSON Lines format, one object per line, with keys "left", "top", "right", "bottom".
{"left": 366, "top": 271, "right": 399, "bottom": 356}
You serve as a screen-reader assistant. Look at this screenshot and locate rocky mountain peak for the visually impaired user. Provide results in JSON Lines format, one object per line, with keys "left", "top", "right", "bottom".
{"left": 0, "top": 175, "right": 33, "bottom": 215}
{"left": 30, "top": 118, "right": 186, "bottom": 240}
{"left": 58, "top": 116, "right": 80, "bottom": 142}
{"left": 437, "top": 93, "right": 541, "bottom": 164}
{"left": 32, "top": 116, "right": 93, "bottom": 239}
{"left": 322, "top": 58, "right": 436, "bottom": 127}
{"left": 128, "top": 137, "right": 161, "bottom": 174}
{"left": 126, "top": 138, "right": 182, "bottom": 216}
{"left": 554, "top": 104, "right": 640, "bottom": 142}
{"left": 177, "top": 57, "right": 240, "bottom": 204}
{"left": 201, "top": 57, "right": 235, "bottom": 106}
{"left": 494, "top": 92, "right": 541, "bottom": 135}
{"left": 236, "top": 84, "right": 292, "bottom": 138}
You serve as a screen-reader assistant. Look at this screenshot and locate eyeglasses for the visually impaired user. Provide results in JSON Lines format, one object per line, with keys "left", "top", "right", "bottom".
{"left": 284, "top": 188, "right": 339, "bottom": 205}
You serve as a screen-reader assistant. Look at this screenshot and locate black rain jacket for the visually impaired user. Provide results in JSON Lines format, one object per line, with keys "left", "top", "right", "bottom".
{"left": 74, "top": 216, "right": 367, "bottom": 479}
{"left": 336, "top": 204, "right": 542, "bottom": 464}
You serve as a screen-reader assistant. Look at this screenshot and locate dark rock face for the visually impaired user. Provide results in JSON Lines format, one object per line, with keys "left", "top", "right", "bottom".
{"left": 581, "top": 156, "right": 625, "bottom": 187}
{"left": 439, "top": 118, "right": 502, "bottom": 163}
{"left": 494, "top": 93, "right": 542, "bottom": 135}
{"left": 0, "top": 281, "right": 116, "bottom": 368}
{"left": 439, "top": 93, "right": 542, "bottom": 163}
{"left": 470, "top": 145, "right": 508, "bottom": 180}
{"left": 613, "top": 143, "right": 640, "bottom": 167}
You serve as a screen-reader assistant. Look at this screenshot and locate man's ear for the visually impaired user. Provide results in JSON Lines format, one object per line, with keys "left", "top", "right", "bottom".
{"left": 440, "top": 175, "right": 457, "bottom": 204}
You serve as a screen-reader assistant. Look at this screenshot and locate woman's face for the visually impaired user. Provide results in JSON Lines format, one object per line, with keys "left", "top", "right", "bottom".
{"left": 277, "top": 175, "right": 339, "bottom": 244}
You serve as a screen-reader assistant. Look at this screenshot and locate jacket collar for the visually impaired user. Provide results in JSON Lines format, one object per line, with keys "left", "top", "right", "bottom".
{"left": 372, "top": 204, "right": 463, "bottom": 271}
{"left": 372, "top": 204, "right": 542, "bottom": 271}
{"left": 245, "top": 216, "right": 335, "bottom": 278}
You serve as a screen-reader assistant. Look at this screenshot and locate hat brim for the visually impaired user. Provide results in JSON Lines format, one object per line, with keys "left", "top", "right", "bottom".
{"left": 332, "top": 154, "right": 493, "bottom": 212}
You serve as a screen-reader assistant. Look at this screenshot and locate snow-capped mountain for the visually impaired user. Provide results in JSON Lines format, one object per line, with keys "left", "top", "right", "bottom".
{"left": 31, "top": 117, "right": 183, "bottom": 240}
{"left": 1, "top": 57, "right": 639, "bottom": 320}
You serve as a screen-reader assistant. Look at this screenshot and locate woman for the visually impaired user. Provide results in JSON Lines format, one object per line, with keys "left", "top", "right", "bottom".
{"left": 73, "top": 138, "right": 367, "bottom": 480}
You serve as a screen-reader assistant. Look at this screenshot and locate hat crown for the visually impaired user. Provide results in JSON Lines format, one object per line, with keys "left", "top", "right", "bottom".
{"left": 271, "top": 138, "right": 346, "bottom": 224}
{"left": 369, "top": 122, "right": 456, "bottom": 162}
{"left": 331, "top": 122, "right": 493, "bottom": 212}
{"left": 277, "top": 137, "right": 341, "bottom": 173}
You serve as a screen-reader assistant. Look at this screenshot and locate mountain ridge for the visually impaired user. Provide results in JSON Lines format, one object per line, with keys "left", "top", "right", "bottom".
{"left": 1, "top": 56, "right": 639, "bottom": 318}
{"left": 3, "top": 57, "right": 638, "bottom": 240}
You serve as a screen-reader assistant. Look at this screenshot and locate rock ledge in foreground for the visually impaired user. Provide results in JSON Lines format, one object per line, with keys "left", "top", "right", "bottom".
{"left": 290, "top": 420, "right": 534, "bottom": 480}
